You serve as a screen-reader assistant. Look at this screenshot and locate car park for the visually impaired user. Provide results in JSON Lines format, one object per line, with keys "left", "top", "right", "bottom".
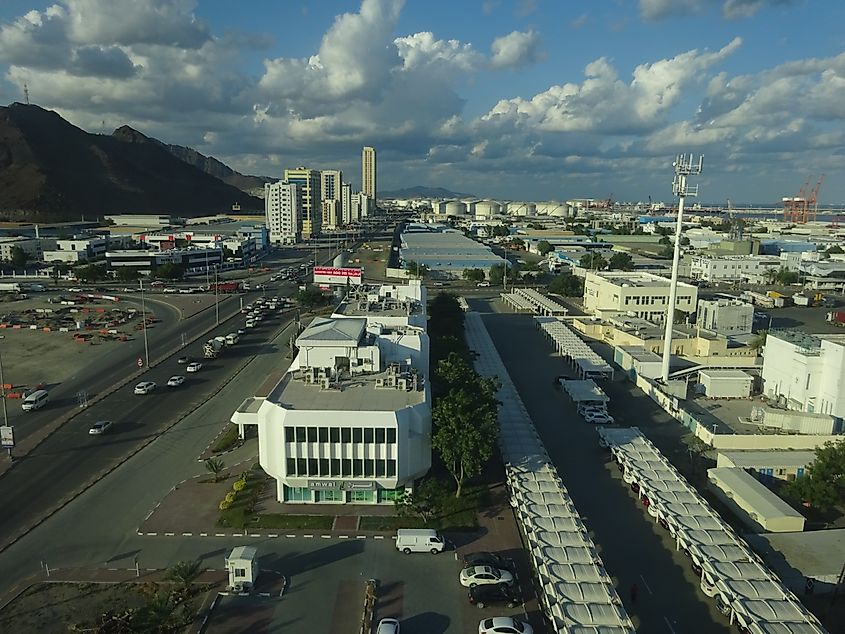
{"left": 478, "top": 617, "right": 533, "bottom": 634}
{"left": 186, "top": 362, "right": 203, "bottom": 373}
{"left": 375, "top": 618, "right": 400, "bottom": 634}
{"left": 468, "top": 583, "right": 522, "bottom": 609}
{"left": 462, "top": 552, "right": 513, "bottom": 572}
{"left": 167, "top": 375, "right": 185, "bottom": 387}
{"left": 88, "top": 420, "right": 113, "bottom": 435}
{"left": 134, "top": 381, "right": 156, "bottom": 395}
{"left": 459, "top": 566, "right": 514, "bottom": 588}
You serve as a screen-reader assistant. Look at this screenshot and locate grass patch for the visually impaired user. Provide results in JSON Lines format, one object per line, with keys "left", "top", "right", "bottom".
{"left": 211, "top": 424, "right": 240, "bottom": 453}
{"left": 247, "top": 514, "right": 334, "bottom": 530}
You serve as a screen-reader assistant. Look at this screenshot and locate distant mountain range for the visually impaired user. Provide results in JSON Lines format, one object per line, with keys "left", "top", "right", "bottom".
{"left": 381, "top": 185, "right": 476, "bottom": 199}
{"left": 0, "top": 103, "right": 265, "bottom": 222}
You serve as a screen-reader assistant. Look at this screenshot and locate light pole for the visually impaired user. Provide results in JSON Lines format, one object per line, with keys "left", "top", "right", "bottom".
{"left": 661, "top": 154, "right": 703, "bottom": 383}
{"left": 139, "top": 279, "right": 150, "bottom": 368}
{"left": 0, "top": 336, "right": 10, "bottom": 459}
{"left": 214, "top": 265, "right": 220, "bottom": 326}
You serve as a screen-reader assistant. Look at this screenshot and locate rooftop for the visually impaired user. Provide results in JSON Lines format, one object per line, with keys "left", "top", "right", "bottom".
{"left": 296, "top": 317, "right": 366, "bottom": 346}
{"left": 708, "top": 467, "right": 805, "bottom": 521}
{"left": 334, "top": 294, "right": 424, "bottom": 319}
{"left": 718, "top": 450, "right": 816, "bottom": 469}
{"left": 588, "top": 270, "right": 696, "bottom": 289}
{"left": 699, "top": 369, "right": 752, "bottom": 380}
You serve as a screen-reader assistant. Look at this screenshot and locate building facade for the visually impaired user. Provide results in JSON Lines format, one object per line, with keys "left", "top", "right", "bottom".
{"left": 0, "top": 236, "right": 43, "bottom": 262}
{"left": 761, "top": 331, "right": 845, "bottom": 417}
{"left": 697, "top": 298, "right": 754, "bottom": 336}
{"left": 582, "top": 271, "right": 698, "bottom": 322}
{"left": 265, "top": 181, "right": 301, "bottom": 245}
{"left": 106, "top": 247, "right": 223, "bottom": 275}
{"left": 341, "top": 183, "right": 353, "bottom": 225}
{"left": 284, "top": 167, "right": 322, "bottom": 239}
{"left": 320, "top": 170, "right": 343, "bottom": 230}
{"left": 362, "top": 146, "right": 377, "bottom": 202}
{"left": 231, "top": 281, "right": 431, "bottom": 504}
{"left": 690, "top": 255, "right": 781, "bottom": 282}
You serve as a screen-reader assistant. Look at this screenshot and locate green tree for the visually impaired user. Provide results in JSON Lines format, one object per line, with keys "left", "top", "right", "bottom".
{"left": 395, "top": 478, "right": 446, "bottom": 523}
{"left": 489, "top": 263, "right": 506, "bottom": 286}
{"left": 297, "top": 285, "right": 326, "bottom": 309}
{"left": 536, "top": 240, "right": 554, "bottom": 256}
{"left": 165, "top": 559, "right": 203, "bottom": 591}
{"left": 548, "top": 272, "right": 584, "bottom": 297}
{"left": 658, "top": 235, "right": 672, "bottom": 246}
{"left": 75, "top": 263, "right": 107, "bottom": 282}
{"left": 579, "top": 252, "right": 607, "bottom": 271}
{"left": 117, "top": 267, "right": 140, "bottom": 282}
{"left": 9, "top": 246, "right": 29, "bottom": 268}
{"left": 404, "top": 260, "right": 429, "bottom": 278}
{"left": 659, "top": 245, "right": 674, "bottom": 259}
{"left": 205, "top": 457, "right": 226, "bottom": 482}
{"left": 607, "top": 252, "right": 634, "bottom": 271}
{"left": 491, "top": 225, "right": 510, "bottom": 238}
{"left": 153, "top": 262, "right": 185, "bottom": 280}
{"left": 432, "top": 361, "right": 500, "bottom": 497}
{"left": 462, "top": 268, "right": 486, "bottom": 283}
{"left": 773, "top": 267, "right": 800, "bottom": 285}
{"left": 749, "top": 330, "right": 768, "bottom": 351}
{"left": 782, "top": 440, "right": 845, "bottom": 511}
{"left": 680, "top": 236, "right": 690, "bottom": 246}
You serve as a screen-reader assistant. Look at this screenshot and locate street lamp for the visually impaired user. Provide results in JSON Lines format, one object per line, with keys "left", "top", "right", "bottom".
{"left": 139, "top": 279, "right": 150, "bottom": 369}
{"left": 214, "top": 265, "right": 220, "bottom": 326}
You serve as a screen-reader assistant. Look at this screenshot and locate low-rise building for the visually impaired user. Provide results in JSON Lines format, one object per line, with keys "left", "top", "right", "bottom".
{"left": 0, "top": 236, "right": 43, "bottom": 261}
{"left": 697, "top": 298, "right": 754, "bottom": 336}
{"left": 582, "top": 271, "right": 698, "bottom": 322}
{"left": 716, "top": 450, "right": 815, "bottom": 482}
{"left": 707, "top": 467, "right": 805, "bottom": 533}
{"left": 690, "top": 254, "right": 781, "bottom": 282}
{"left": 106, "top": 247, "right": 223, "bottom": 276}
{"left": 230, "top": 281, "right": 431, "bottom": 504}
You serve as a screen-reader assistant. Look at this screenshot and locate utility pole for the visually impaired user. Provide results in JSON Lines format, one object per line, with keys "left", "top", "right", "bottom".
{"left": 214, "top": 266, "right": 220, "bottom": 326}
{"left": 0, "top": 336, "right": 10, "bottom": 459}
{"left": 661, "top": 154, "right": 703, "bottom": 383}
{"left": 139, "top": 279, "right": 150, "bottom": 368}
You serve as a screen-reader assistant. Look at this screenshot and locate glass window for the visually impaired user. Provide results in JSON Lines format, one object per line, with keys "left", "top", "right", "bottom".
{"left": 318, "top": 427, "right": 328, "bottom": 443}
{"left": 285, "top": 427, "right": 295, "bottom": 442}
{"left": 285, "top": 486, "right": 310, "bottom": 502}
{"left": 353, "top": 459, "right": 363, "bottom": 477}
{"left": 297, "top": 458, "right": 307, "bottom": 475}
{"left": 364, "top": 428, "right": 374, "bottom": 443}
{"left": 296, "top": 427, "right": 306, "bottom": 442}
{"left": 308, "top": 458, "right": 318, "bottom": 475}
{"left": 350, "top": 490, "right": 374, "bottom": 503}
{"left": 317, "top": 489, "right": 342, "bottom": 502}
{"left": 353, "top": 428, "right": 363, "bottom": 443}
{"left": 387, "top": 460, "right": 396, "bottom": 477}
{"left": 342, "top": 459, "right": 352, "bottom": 476}
{"left": 307, "top": 427, "right": 317, "bottom": 442}
{"left": 341, "top": 428, "right": 352, "bottom": 443}
{"left": 319, "top": 458, "right": 329, "bottom": 475}
{"left": 330, "top": 428, "right": 340, "bottom": 443}
{"left": 375, "top": 428, "right": 385, "bottom": 443}
{"left": 331, "top": 459, "right": 340, "bottom": 476}
{"left": 364, "top": 459, "right": 375, "bottom": 477}
{"left": 286, "top": 458, "right": 297, "bottom": 475}
{"left": 387, "top": 428, "right": 396, "bottom": 444}
{"left": 380, "top": 487, "right": 403, "bottom": 503}
{"left": 375, "top": 460, "right": 385, "bottom": 477}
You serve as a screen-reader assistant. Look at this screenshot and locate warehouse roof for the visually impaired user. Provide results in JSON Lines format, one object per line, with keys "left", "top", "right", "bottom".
{"left": 718, "top": 451, "right": 816, "bottom": 470}
{"left": 699, "top": 369, "right": 752, "bottom": 380}
{"left": 707, "top": 467, "right": 805, "bottom": 522}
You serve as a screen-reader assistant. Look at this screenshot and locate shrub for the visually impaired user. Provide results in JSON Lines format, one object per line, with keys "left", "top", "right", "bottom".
{"left": 219, "top": 500, "right": 231, "bottom": 510}
{"left": 225, "top": 492, "right": 236, "bottom": 503}
{"left": 233, "top": 479, "right": 246, "bottom": 492}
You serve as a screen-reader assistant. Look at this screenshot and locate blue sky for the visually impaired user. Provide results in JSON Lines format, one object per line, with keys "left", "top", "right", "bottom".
{"left": 0, "top": 0, "right": 843, "bottom": 204}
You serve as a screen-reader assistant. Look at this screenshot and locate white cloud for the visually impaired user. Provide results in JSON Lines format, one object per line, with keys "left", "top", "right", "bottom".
{"left": 490, "top": 30, "right": 543, "bottom": 69}
{"left": 394, "top": 32, "right": 483, "bottom": 73}
{"left": 640, "top": 0, "right": 799, "bottom": 21}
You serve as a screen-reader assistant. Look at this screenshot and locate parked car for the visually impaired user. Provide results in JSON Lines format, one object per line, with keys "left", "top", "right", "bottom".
{"left": 167, "top": 375, "right": 185, "bottom": 387}
{"left": 462, "top": 552, "right": 512, "bottom": 572}
{"left": 459, "top": 565, "right": 514, "bottom": 588}
{"left": 468, "top": 583, "right": 522, "bottom": 609}
{"left": 478, "top": 617, "right": 533, "bottom": 634}
{"left": 375, "top": 618, "right": 400, "bottom": 634}
{"left": 88, "top": 420, "right": 113, "bottom": 435}
{"left": 133, "top": 381, "right": 156, "bottom": 395}
{"left": 186, "top": 362, "right": 203, "bottom": 373}
{"left": 583, "top": 410, "right": 614, "bottom": 424}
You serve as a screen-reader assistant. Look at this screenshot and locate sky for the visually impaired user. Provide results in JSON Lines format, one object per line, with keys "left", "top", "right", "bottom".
{"left": 0, "top": 0, "right": 843, "bottom": 205}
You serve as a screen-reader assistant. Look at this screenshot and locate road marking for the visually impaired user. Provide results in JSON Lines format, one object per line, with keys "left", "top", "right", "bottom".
{"left": 182, "top": 532, "right": 192, "bottom": 536}
{"left": 285, "top": 534, "right": 296, "bottom": 538}
{"left": 356, "top": 536, "right": 367, "bottom": 539}
{"left": 164, "top": 532, "right": 175, "bottom": 536}
{"left": 107, "top": 568, "right": 118, "bottom": 571}
{"left": 145, "top": 532, "right": 157, "bottom": 536}
{"left": 268, "top": 534, "right": 278, "bottom": 538}
{"left": 320, "top": 535, "right": 331, "bottom": 539}
{"left": 338, "top": 535, "right": 349, "bottom": 539}
{"left": 640, "top": 574, "right": 654, "bottom": 595}
{"left": 373, "top": 535, "right": 384, "bottom": 540}
{"left": 303, "top": 534, "right": 314, "bottom": 538}
{"left": 664, "top": 616, "right": 677, "bottom": 634}
{"left": 199, "top": 532, "right": 208, "bottom": 536}
{"left": 249, "top": 534, "right": 260, "bottom": 537}
{"left": 146, "top": 568, "right": 156, "bottom": 571}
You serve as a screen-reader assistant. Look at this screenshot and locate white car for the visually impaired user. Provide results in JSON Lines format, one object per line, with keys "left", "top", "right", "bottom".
{"left": 584, "top": 410, "right": 614, "bottom": 424}
{"left": 245, "top": 320, "right": 256, "bottom": 328}
{"left": 459, "top": 566, "right": 514, "bottom": 588}
{"left": 134, "top": 381, "right": 156, "bottom": 395}
{"left": 375, "top": 618, "right": 400, "bottom": 634}
{"left": 478, "top": 617, "right": 533, "bottom": 634}
{"left": 88, "top": 420, "right": 113, "bottom": 435}
{"left": 477, "top": 281, "right": 491, "bottom": 287}
{"left": 186, "top": 362, "right": 203, "bottom": 373}
{"left": 167, "top": 375, "right": 185, "bottom": 387}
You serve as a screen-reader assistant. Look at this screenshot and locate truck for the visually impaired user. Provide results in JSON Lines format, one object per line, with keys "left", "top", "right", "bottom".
{"left": 0, "top": 282, "right": 21, "bottom": 292}
{"left": 209, "top": 281, "right": 241, "bottom": 294}
{"left": 225, "top": 332, "right": 239, "bottom": 345}
{"left": 827, "top": 310, "right": 845, "bottom": 326}
{"left": 203, "top": 338, "right": 224, "bottom": 358}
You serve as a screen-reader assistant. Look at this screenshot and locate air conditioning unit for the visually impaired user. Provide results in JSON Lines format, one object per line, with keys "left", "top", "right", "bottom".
{"left": 321, "top": 377, "right": 331, "bottom": 389}
{"left": 397, "top": 378, "right": 408, "bottom": 391}
{"left": 375, "top": 377, "right": 385, "bottom": 388}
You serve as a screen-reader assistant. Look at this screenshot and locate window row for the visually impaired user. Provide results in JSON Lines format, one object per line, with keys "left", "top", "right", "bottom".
{"left": 286, "top": 457, "right": 397, "bottom": 478}
{"left": 284, "top": 426, "right": 397, "bottom": 444}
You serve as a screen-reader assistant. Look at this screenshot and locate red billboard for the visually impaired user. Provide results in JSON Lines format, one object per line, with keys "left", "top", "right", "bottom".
{"left": 313, "top": 266, "right": 363, "bottom": 286}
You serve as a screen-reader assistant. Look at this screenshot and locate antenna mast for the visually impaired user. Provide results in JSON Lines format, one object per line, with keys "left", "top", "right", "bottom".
{"left": 23, "top": 83, "right": 30, "bottom": 105}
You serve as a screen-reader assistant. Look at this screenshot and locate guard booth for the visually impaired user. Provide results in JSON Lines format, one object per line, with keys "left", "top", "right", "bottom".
{"left": 225, "top": 545, "right": 259, "bottom": 591}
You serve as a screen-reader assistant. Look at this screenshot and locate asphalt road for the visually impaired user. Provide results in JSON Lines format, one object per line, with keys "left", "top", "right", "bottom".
{"left": 477, "top": 301, "right": 733, "bottom": 634}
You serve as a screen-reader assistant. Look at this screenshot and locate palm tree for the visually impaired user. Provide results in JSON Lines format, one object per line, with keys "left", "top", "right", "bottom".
{"left": 165, "top": 559, "right": 203, "bottom": 590}
{"left": 204, "top": 457, "right": 226, "bottom": 482}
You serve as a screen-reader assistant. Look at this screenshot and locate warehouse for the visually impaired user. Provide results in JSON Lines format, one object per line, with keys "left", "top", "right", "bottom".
{"left": 698, "top": 369, "right": 753, "bottom": 398}
{"left": 716, "top": 450, "right": 815, "bottom": 482}
{"left": 707, "top": 467, "right": 805, "bottom": 533}
{"left": 398, "top": 224, "right": 507, "bottom": 278}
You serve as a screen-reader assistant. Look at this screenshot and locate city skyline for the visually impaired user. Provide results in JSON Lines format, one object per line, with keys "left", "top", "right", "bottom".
{"left": 0, "top": 0, "right": 844, "bottom": 203}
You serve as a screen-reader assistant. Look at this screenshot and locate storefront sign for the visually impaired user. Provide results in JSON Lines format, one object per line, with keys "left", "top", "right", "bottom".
{"left": 307, "top": 479, "right": 375, "bottom": 491}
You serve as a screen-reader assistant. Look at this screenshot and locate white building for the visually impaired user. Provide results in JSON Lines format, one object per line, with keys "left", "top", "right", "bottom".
{"left": 320, "top": 170, "right": 342, "bottom": 230}
{"left": 362, "top": 146, "right": 377, "bottom": 202}
{"left": 583, "top": 271, "right": 698, "bottom": 322}
{"left": 106, "top": 247, "right": 223, "bottom": 275}
{"left": 42, "top": 236, "right": 109, "bottom": 263}
{"left": 265, "top": 181, "right": 301, "bottom": 245}
{"left": 231, "top": 281, "right": 431, "bottom": 504}
{"left": 690, "top": 255, "right": 781, "bottom": 282}
{"left": 0, "top": 236, "right": 43, "bottom": 262}
{"left": 341, "top": 183, "right": 353, "bottom": 225}
{"left": 761, "top": 331, "right": 845, "bottom": 417}
{"left": 697, "top": 298, "right": 754, "bottom": 336}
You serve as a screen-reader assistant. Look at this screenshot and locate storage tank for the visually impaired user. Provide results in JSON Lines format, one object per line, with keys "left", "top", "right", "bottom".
{"left": 475, "top": 200, "right": 502, "bottom": 218}
{"left": 444, "top": 200, "right": 467, "bottom": 216}
{"left": 462, "top": 199, "right": 478, "bottom": 216}
{"left": 431, "top": 200, "right": 446, "bottom": 215}
{"left": 537, "top": 201, "right": 567, "bottom": 216}
{"left": 507, "top": 202, "right": 536, "bottom": 216}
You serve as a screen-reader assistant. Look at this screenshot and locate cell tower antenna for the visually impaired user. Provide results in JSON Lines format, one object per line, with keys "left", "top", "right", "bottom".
{"left": 23, "top": 82, "right": 30, "bottom": 105}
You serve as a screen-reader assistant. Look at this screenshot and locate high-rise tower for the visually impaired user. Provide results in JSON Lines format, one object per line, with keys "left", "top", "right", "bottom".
{"left": 362, "top": 146, "right": 377, "bottom": 203}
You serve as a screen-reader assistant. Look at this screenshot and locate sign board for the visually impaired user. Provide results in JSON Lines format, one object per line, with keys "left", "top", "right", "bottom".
{"left": 313, "top": 266, "right": 363, "bottom": 286}
{"left": 308, "top": 480, "right": 376, "bottom": 491}
{"left": 0, "top": 425, "right": 14, "bottom": 448}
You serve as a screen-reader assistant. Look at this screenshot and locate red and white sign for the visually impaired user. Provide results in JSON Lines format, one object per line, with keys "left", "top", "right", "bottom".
{"left": 313, "top": 266, "right": 363, "bottom": 286}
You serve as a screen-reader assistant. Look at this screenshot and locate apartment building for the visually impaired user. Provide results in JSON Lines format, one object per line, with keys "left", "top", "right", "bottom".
{"left": 362, "top": 146, "right": 377, "bottom": 202}
{"left": 583, "top": 271, "right": 698, "bottom": 322}
{"left": 284, "top": 167, "right": 322, "bottom": 239}
{"left": 265, "top": 181, "right": 301, "bottom": 244}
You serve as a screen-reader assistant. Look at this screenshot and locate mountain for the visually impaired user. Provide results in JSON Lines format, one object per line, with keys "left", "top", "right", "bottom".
{"left": 0, "top": 103, "right": 263, "bottom": 221}
{"left": 111, "top": 127, "right": 273, "bottom": 194}
{"left": 381, "top": 185, "right": 476, "bottom": 199}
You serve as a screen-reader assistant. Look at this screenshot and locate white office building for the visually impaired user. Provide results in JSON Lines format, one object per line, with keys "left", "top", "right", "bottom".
{"left": 341, "top": 183, "right": 353, "bottom": 225}
{"left": 265, "top": 181, "right": 301, "bottom": 245}
{"left": 761, "top": 330, "right": 845, "bottom": 417}
{"left": 583, "top": 271, "right": 698, "bottom": 322}
{"left": 690, "top": 255, "right": 782, "bottom": 282}
{"left": 697, "top": 298, "right": 754, "bottom": 336}
{"left": 231, "top": 281, "right": 431, "bottom": 504}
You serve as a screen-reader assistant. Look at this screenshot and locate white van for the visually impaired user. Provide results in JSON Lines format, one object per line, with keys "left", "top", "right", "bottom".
{"left": 21, "top": 389, "right": 49, "bottom": 412}
{"left": 395, "top": 528, "right": 446, "bottom": 555}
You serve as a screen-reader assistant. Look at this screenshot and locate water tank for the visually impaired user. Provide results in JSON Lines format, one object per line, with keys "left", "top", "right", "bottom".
{"left": 444, "top": 200, "right": 467, "bottom": 216}
{"left": 507, "top": 202, "right": 536, "bottom": 216}
{"left": 475, "top": 200, "right": 502, "bottom": 218}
